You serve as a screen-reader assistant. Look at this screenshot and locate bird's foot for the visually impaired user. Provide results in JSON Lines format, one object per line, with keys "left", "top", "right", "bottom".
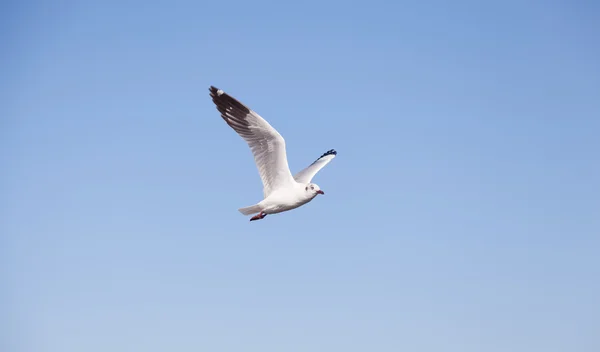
{"left": 250, "top": 212, "right": 267, "bottom": 221}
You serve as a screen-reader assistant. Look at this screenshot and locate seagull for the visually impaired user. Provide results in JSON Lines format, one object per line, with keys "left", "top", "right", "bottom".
{"left": 208, "top": 86, "right": 337, "bottom": 221}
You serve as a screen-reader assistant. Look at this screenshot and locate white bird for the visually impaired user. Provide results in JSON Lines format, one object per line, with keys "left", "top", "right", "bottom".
{"left": 209, "top": 86, "right": 337, "bottom": 221}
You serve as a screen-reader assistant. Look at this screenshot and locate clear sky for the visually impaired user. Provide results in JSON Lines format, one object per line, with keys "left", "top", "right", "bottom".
{"left": 2, "top": 1, "right": 599, "bottom": 351}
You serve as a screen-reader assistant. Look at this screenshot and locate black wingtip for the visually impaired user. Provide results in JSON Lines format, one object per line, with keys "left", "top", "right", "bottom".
{"left": 312, "top": 149, "right": 337, "bottom": 164}
{"left": 320, "top": 149, "right": 337, "bottom": 158}
{"left": 208, "top": 86, "right": 252, "bottom": 118}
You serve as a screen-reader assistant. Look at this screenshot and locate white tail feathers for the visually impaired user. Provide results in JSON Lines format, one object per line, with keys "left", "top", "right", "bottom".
{"left": 238, "top": 204, "right": 262, "bottom": 216}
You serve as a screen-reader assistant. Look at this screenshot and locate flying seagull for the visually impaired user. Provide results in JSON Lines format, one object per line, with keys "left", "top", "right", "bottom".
{"left": 208, "top": 86, "right": 337, "bottom": 221}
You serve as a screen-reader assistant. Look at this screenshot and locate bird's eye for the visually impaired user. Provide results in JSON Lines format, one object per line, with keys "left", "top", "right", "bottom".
{"left": 305, "top": 186, "right": 308, "bottom": 191}
{"left": 311, "top": 186, "right": 314, "bottom": 190}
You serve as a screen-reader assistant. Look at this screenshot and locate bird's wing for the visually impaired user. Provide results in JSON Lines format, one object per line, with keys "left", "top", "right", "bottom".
{"left": 293, "top": 149, "right": 337, "bottom": 184}
{"left": 209, "top": 86, "right": 295, "bottom": 197}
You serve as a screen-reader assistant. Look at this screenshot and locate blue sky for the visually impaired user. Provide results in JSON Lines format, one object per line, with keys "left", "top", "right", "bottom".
{"left": 2, "top": 0, "right": 599, "bottom": 351}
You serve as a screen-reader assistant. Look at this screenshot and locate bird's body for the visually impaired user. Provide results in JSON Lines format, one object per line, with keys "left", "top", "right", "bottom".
{"left": 208, "top": 86, "right": 337, "bottom": 221}
{"left": 256, "top": 183, "right": 318, "bottom": 214}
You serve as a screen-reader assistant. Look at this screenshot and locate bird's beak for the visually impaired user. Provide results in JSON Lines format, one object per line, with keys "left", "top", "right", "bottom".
{"left": 317, "top": 190, "right": 324, "bottom": 195}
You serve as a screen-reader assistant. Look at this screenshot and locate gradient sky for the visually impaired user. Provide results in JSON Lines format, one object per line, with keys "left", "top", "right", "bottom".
{"left": 2, "top": 1, "right": 599, "bottom": 351}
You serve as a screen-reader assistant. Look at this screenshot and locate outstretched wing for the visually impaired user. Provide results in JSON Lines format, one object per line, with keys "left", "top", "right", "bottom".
{"left": 209, "top": 86, "right": 295, "bottom": 197}
{"left": 293, "top": 149, "right": 337, "bottom": 184}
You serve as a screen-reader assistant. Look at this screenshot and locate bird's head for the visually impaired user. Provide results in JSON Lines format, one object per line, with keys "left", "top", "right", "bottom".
{"left": 305, "top": 183, "right": 324, "bottom": 196}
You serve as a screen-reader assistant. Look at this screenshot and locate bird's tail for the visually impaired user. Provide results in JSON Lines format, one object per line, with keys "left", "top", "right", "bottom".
{"left": 238, "top": 204, "right": 262, "bottom": 216}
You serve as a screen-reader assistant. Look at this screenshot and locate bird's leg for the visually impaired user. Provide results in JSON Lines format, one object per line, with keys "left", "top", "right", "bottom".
{"left": 250, "top": 212, "right": 267, "bottom": 221}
